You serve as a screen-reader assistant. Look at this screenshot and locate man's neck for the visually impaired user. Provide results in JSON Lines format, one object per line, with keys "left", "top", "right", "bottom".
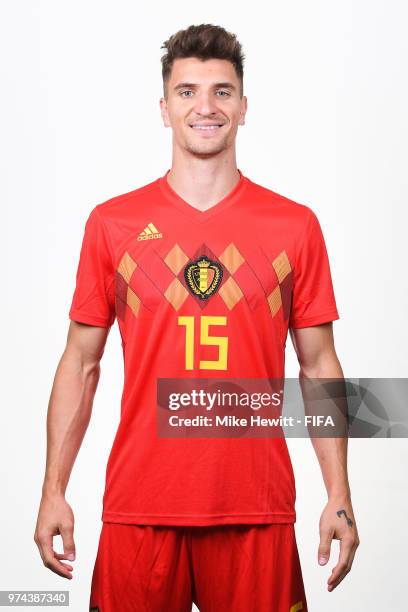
{"left": 166, "top": 157, "right": 241, "bottom": 211}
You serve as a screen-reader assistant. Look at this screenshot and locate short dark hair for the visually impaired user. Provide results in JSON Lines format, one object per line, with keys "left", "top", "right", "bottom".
{"left": 160, "top": 24, "right": 245, "bottom": 99}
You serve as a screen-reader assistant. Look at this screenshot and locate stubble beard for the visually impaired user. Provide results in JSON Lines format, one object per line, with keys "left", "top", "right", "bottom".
{"left": 184, "top": 134, "right": 230, "bottom": 157}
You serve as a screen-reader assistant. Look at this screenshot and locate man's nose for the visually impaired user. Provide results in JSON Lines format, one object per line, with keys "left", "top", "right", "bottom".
{"left": 192, "top": 92, "right": 219, "bottom": 115}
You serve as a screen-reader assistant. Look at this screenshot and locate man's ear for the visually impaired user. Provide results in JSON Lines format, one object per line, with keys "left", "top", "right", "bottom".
{"left": 159, "top": 98, "right": 171, "bottom": 127}
{"left": 239, "top": 95, "right": 248, "bottom": 126}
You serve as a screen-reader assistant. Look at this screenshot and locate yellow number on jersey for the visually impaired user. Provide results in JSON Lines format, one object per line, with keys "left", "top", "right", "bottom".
{"left": 177, "top": 315, "right": 194, "bottom": 370}
{"left": 178, "top": 315, "right": 228, "bottom": 371}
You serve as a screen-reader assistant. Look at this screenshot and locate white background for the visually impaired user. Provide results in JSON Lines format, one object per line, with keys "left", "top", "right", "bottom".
{"left": 1, "top": 1, "right": 407, "bottom": 610}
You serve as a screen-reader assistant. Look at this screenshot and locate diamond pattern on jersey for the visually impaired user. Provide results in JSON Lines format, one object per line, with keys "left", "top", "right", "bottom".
{"left": 115, "top": 251, "right": 141, "bottom": 320}
{"left": 164, "top": 243, "right": 190, "bottom": 275}
{"left": 218, "top": 242, "right": 245, "bottom": 274}
{"left": 218, "top": 276, "right": 243, "bottom": 310}
{"left": 117, "top": 251, "right": 137, "bottom": 283}
{"left": 270, "top": 251, "right": 293, "bottom": 322}
{"left": 114, "top": 241, "right": 293, "bottom": 323}
{"left": 164, "top": 277, "right": 190, "bottom": 311}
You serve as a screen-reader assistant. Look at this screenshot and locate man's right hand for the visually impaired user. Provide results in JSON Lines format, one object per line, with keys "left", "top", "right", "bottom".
{"left": 34, "top": 321, "right": 109, "bottom": 580}
{"left": 34, "top": 493, "right": 76, "bottom": 579}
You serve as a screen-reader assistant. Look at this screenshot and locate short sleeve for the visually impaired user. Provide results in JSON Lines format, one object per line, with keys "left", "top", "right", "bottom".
{"left": 68, "top": 206, "right": 116, "bottom": 328}
{"left": 289, "top": 208, "right": 340, "bottom": 329}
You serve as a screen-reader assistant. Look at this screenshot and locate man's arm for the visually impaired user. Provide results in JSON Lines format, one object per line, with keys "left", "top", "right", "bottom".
{"left": 34, "top": 321, "right": 110, "bottom": 579}
{"left": 290, "top": 322, "right": 360, "bottom": 592}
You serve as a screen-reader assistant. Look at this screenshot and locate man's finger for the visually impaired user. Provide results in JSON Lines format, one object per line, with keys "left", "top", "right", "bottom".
{"left": 318, "top": 527, "right": 333, "bottom": 565}
{"left": 54, "top": 552, "right": 74, "bottom": 569}
{"left": 60, "top": 522, "right": 76, "bottom": 561}
{"left": 36, "top": 533, "right": 73, "bottom": 579}
{"left": 327, "top": 535, "right": 355, "bottom": 591}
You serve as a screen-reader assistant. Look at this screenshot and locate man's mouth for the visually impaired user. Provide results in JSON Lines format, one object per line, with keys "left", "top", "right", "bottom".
{"left": 189, "top": 123, "right": 224, "bottom": 131}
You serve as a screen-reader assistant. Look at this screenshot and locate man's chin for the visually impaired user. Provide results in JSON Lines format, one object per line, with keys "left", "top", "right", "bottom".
{"left": 184, "top": 142, "right": 228, "bottom": 157}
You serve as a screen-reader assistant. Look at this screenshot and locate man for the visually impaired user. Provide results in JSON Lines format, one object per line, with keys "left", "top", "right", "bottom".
{"left": 34, "top": 23, "right": 359, "bottom": 611}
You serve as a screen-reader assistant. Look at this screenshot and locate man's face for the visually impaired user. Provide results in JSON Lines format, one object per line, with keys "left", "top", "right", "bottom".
{"left": 160, "top": 57, "right": 247, "bottom": 157}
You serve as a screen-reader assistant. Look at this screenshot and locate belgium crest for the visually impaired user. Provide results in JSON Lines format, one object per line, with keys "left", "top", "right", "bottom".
{"left": 184, "top": 255, "right": 223, "bottom": 300}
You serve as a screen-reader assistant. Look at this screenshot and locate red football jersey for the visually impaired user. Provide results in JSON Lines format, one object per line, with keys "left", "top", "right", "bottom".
{"left": 69, "top": 169, "right": 339, "bottom": 526}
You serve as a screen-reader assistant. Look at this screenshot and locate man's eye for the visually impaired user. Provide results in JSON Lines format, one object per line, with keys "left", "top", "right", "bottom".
{"left": 180, "top": 90, "right": 230, "bottom": 97}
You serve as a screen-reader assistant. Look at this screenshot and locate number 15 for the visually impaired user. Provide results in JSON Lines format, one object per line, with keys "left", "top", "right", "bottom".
{"left": 178, "top": 315, "right": 228, "bottom": 371}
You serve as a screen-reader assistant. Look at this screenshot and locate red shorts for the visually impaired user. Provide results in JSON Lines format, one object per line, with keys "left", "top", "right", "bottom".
{"left": 89, "top": 523, "right": 308, "bottom": 612}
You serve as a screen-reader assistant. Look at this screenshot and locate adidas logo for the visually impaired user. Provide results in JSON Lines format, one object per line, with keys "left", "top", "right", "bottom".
{"left": 137, "top": 222, "right": 163, "bottom": 241}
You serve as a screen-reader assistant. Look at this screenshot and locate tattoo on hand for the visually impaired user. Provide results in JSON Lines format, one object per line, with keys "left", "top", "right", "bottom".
{"left": 337, "top": 509, "right": 353, "bottom": 527}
